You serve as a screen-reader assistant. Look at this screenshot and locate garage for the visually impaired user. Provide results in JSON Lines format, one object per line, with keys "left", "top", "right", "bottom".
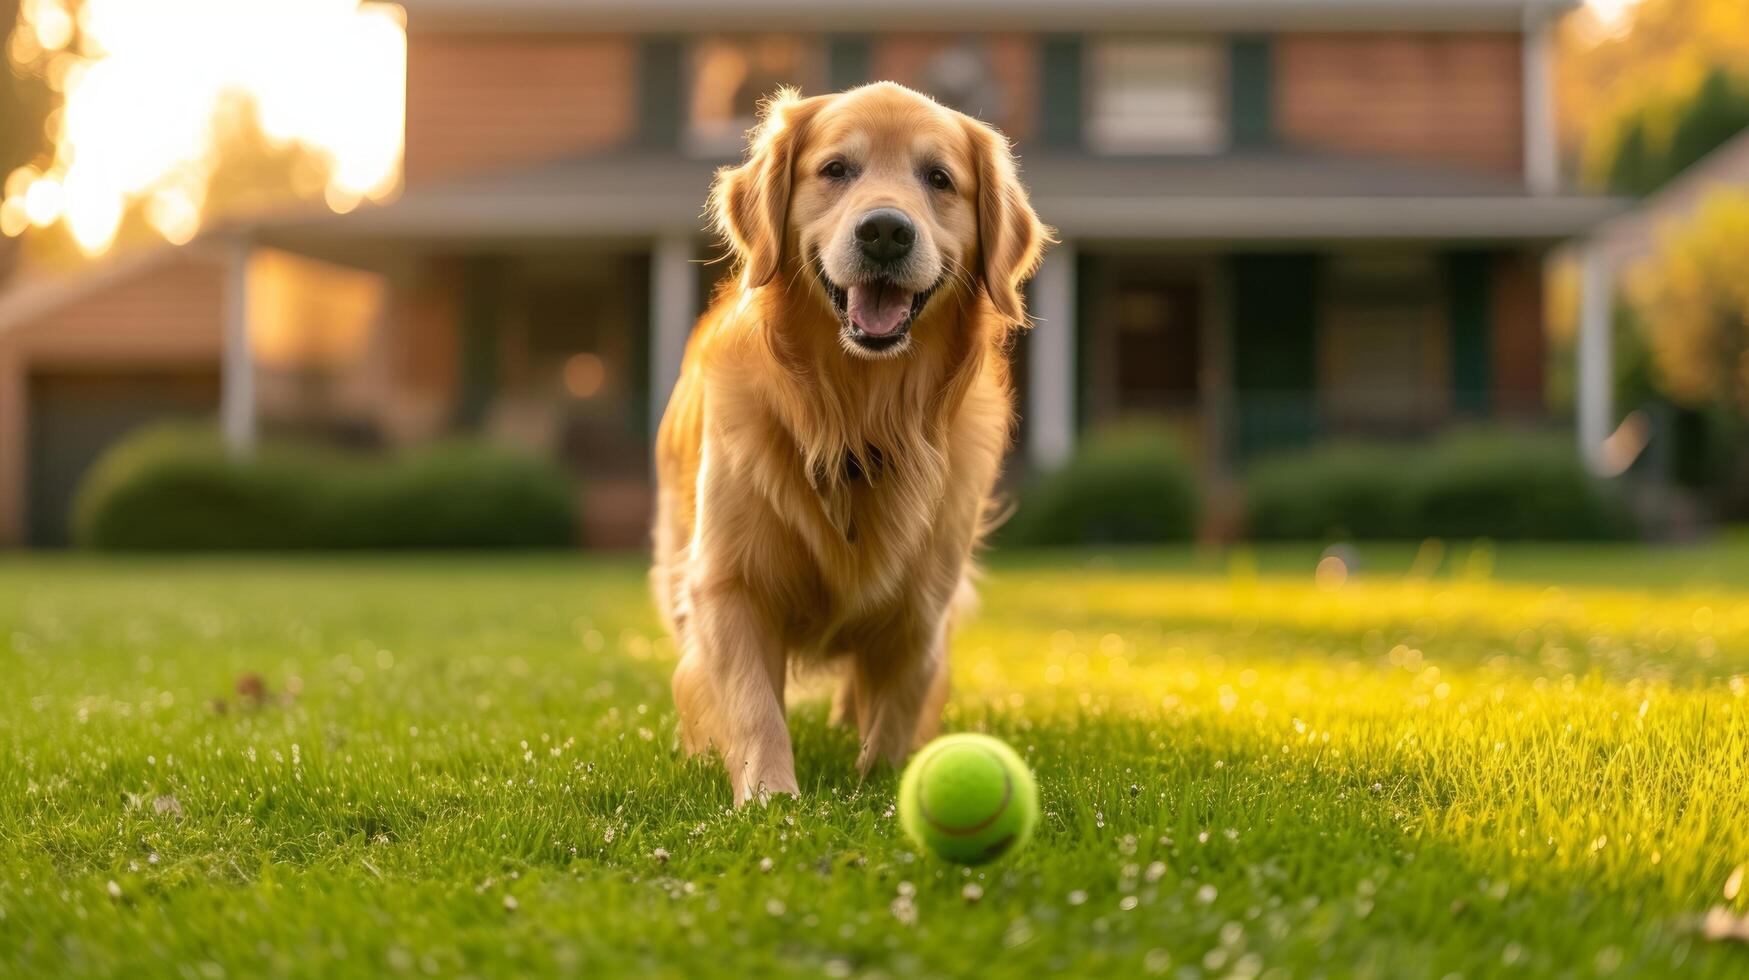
{"left": 25, "top": 370, "right": 219, "bottom": 547}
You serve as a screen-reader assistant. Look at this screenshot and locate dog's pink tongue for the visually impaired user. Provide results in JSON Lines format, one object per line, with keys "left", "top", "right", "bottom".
{"left": 847, "top": 283, "right": 913, "bottom": 336}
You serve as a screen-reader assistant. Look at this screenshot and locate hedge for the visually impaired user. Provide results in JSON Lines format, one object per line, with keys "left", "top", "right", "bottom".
{"left": 1244, "top": 429, "right": 1636, "bottom": 541}
{"left": 73, "top": 426, "right": 578, "bottom": 550}
{"left": 1002, "top": 423, "right": 1200, "bottom": 546}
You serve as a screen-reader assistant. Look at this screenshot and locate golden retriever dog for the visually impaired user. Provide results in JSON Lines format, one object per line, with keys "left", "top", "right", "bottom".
{"left": 651, "top": 82, "right": 1048, "bottom": 804}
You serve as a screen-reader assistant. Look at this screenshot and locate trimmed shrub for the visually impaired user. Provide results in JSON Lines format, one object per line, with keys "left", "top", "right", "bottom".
{"left": 73, "top": 425, "right": 578, "bottom": 550}
{"left": 1243, "top": 428, "right": 1635, "bottom": 541}
{"left": 1409, "top": 430, "right": 1635, "bottom": 541}
{"left": 1243, "top": 443, "right": 1419, "bottom": 541}
{"left": 1003, "top": 423, "right": 1199, "bottom": 546}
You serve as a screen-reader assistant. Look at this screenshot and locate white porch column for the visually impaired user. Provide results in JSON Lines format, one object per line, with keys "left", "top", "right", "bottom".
{"left": 220, "top": 238, "right": 256, "bottom": 455}
{"left": 1028, "top": 241, "right": 1077, "bottom": 470}
{"left": 1522, "top": 10, "right": 1559, "bottom": 195}
{"left": 650, "top": 234, "right": 697, "bottom": 431}
{"left": 1577, "top": 243, "right": 1615, "bottom": 475}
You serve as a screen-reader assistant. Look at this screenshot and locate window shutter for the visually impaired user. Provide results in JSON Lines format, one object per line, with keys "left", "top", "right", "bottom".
{"left": 1228, "top": 36, "right": 1274, "bottom": 150}
{"left": 639, "top": 37, "right": 683, "bottom": 149}
{"left": 828, "top": 35, "right": 871, "bottom": 91}
{"left": 1230, "top": 253, "right": 1321, "bottom": 458}
{"left": 1445, "top": 251, "right": 1494, "bottom": 416}
{"left": 1040, "top": 36, "right": 1083, "bottom": 150}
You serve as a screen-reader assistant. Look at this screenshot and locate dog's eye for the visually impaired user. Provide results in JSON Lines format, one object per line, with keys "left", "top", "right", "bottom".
{"left": 821, "top": 160, "right": 849, "bottom": 180}
{"left": 926, "top": 167, "right": 953, "bottom": 191}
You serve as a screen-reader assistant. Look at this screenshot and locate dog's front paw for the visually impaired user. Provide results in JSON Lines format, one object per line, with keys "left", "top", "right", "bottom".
{"left": 732, "top": 760, "right": 801, "bottom": 807}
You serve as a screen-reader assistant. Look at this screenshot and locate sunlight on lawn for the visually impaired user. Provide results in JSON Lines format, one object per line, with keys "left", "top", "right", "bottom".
{"left": 957, "top": 560, "right": 1747, "bottom": 908}
{"left": 0, "top": 553, "right": 1745, "bottom": 976}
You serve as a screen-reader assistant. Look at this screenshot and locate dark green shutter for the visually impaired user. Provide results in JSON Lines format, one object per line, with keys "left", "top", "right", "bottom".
{"left": 639, "top": 37, "right": 683, "bottom": 149}
{"left": 457, "top": 256, "right": 505, "bottom": 430}
{"left": 1445, "top": 251, "right": 1494, "bottom": 417}
{"left": 1040, "top": 36, "right": 1083, "bottom": 150}
{"left": 1230, "top": 253, "right": 1321, "bottom": 458}
{"left": 828, "top": 36, "right": 872, "bottom": 91}
{"left": 1228, "top": 36, "right": 1274, "bottom": 150}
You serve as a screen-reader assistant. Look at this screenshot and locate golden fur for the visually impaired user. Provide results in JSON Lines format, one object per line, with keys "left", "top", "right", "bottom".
{"left": 651, "top": 82, "right": 1048, "bottom": 804}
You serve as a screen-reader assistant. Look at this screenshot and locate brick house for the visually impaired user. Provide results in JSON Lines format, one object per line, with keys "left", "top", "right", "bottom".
{"left": 0, "top": 0, "right": 1626, "bottom": 547}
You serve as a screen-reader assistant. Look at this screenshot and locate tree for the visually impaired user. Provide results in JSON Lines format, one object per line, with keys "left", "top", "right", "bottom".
{"left": 1603, "top": 116, "right": 1656, "bottom": 196}
{"left": 1631, "top": 191, "right": 1749, "bottom": 417}
{"left": 1560, "top": 0, "right": 1749, "bottom": 193}
{"left": 0, "top": 2, "right": 49, "bottom": 172}
{"left": 1592, "top": 65, "right": 1749, "bottom": 195}
{"left": 1629, "top": 192, "right": 1749, "bottom": 511}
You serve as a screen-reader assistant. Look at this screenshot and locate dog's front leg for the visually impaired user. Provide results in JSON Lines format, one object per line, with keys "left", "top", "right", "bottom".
{"left": 851, "top": 615, "right": 949, "bottom": 775}
{"left": 672, "top": 580, "right": 797, "bottom": 805}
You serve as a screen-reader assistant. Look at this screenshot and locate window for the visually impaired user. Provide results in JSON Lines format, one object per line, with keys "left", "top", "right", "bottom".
{"left": 918, "top": 38, "right": 1005, "bottom": 124}
{"left": 1319, "top": 254, "right": 1448, "bottom": 427}
{"left": 247, "top": 249, "right": 384, "bottom": 373}
{"left": 686, "top": 37, "right": 819, "bottom": 157}
{"left": 1086, "top": 39, "right": 1226, "bottom": 155}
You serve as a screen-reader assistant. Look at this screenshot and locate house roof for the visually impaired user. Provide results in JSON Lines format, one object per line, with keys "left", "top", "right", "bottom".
{"left": 400, "top": 0, "right": 1579, "bottom": 32}
{"left": 255, "top": 149, "right": 1629, "bottom": 256}
{"left": 0, "top": 244, "right": 225, "bottom": 339}
{"left": 1590, "top": 126, "right": 1749, "bottom": 267}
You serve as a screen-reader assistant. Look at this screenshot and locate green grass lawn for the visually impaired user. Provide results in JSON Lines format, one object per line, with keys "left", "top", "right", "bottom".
{"left": 2, "top": 544, "right": 1747, "bottom": 978}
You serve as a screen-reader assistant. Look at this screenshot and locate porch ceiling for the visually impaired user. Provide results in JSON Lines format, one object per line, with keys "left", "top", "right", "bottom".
{"left": 252, "top": 150, "right": 1630, "bottom": 256}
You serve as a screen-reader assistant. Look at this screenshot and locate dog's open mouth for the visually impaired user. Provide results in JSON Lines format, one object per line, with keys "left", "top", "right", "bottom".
{"left": 819, "top": 268, "right": 939, "bottom": 353}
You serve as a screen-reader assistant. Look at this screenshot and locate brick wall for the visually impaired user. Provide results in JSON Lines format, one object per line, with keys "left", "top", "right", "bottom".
{"left": 871, "top": 34, "right": 1037, "bottom": 141}
{"left": 1276, "top": 33, "right": 1523, "bottom": 177}
{"left": 405, "top": 34, "right": 636, "bottom": 185}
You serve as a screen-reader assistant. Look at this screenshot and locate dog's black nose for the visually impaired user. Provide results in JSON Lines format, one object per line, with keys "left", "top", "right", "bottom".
{"left": 855, "top": 208, "right": 915, "bottom": 263}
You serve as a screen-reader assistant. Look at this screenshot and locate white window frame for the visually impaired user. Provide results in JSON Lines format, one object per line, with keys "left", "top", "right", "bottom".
{"left": 1086, "top": 38, "right": 1229, "bottom": 156}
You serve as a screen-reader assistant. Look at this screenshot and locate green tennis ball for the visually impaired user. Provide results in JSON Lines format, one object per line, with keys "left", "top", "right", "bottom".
{"left": 899, "top": 733, "right": 1038, "bottom": 865}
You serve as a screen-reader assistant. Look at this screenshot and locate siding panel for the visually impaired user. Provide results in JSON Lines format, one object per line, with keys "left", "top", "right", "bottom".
{"left": 405, "top": 34, "right": 635, "bottom": 184}
{"left": 873, "top": 34, "right": 1037, "bottom": 140}
{"left": 1276, "top": 33, "right": 1523, "bottom": 177}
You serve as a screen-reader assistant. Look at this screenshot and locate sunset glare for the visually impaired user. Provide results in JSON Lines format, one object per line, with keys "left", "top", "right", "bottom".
{"left": 1, "top": 0, "right": 405, "bottom": 255}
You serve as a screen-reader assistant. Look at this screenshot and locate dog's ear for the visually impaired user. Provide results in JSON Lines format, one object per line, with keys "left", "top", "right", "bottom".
{"left": 710, "top": 88, "right": 826, "bottom": 289}
{"left": 967, "top": 118, "right": 1051, "bottom": 327}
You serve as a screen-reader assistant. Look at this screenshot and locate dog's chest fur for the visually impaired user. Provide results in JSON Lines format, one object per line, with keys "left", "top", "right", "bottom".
{"left": 798, "top": 440, "right": 947, "bottom": 613}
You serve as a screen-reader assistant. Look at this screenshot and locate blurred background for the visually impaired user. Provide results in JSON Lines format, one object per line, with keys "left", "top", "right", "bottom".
{"left": 0, "top": 0, "right": 1745, "bottom": 552}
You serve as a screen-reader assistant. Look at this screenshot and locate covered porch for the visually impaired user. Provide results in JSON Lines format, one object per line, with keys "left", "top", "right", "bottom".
{"left": 232, "top": 149, "right": 1627, "bottom": 543}
{"left": 236, "top": 156, "right": 732, "bottom": 543}
{"left": 1016, "top": 152, "right": 1627, "bottom": 477}
{"left": 1021, "top": 243, "right": 1554, "bottom": 479}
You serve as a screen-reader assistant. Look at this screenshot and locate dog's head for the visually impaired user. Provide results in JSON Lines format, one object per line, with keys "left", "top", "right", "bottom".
{"left": 711, "top": 82, "right": 1048, "bottom": 359}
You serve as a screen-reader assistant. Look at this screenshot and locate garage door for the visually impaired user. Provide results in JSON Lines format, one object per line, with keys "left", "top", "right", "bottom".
{"left": 26, "top": 370, "right": 220, "bottom": 547}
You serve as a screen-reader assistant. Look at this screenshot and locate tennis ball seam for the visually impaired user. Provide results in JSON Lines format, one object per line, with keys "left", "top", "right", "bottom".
{"left": 914, "top": 745, "right": 1013, "bottom": 837}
